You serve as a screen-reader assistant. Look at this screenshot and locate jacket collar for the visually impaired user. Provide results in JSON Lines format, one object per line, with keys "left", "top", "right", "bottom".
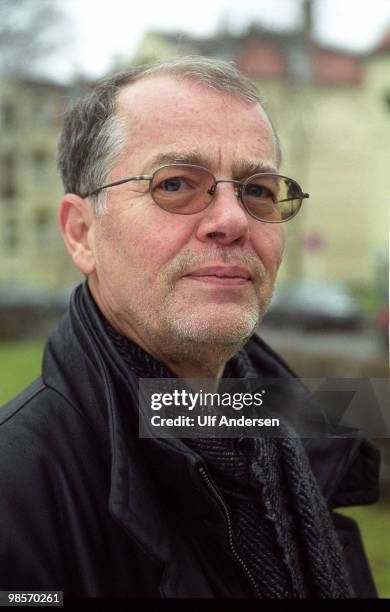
{"left": 43, "top": 283, "right": 226, "bottom": 564}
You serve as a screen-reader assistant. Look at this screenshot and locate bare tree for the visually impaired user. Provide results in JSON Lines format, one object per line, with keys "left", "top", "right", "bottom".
{"left": 0, "top": 0, "right": 70, "bottom": 76}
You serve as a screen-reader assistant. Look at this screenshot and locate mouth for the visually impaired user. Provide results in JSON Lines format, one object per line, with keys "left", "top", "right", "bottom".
{"left": 183, "top": 266, "right": 252, "bottom": 286}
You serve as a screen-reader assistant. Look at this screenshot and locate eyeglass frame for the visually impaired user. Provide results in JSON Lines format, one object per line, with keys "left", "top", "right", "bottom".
{"left": 84, "top": 163, "right": 310, "bottom": 224}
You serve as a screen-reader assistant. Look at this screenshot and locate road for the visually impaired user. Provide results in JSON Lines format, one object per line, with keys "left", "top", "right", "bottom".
{"left": 257, "top": 323, "right": 389, "bottom": 377}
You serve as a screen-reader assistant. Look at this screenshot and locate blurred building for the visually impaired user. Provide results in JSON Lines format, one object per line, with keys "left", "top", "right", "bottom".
{"left": 0, "top": 78, "right": 83, "bottom": 289}
{"left": 0, "top": 15, "right": 389, "bottom": 294}
{"left": 131, "top": 22, "right": 390, "bottom": 290}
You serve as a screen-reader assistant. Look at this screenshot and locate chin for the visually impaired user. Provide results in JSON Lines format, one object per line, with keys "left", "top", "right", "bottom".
{"left": 169, "top": 308, "right": 259, "bottom": 346}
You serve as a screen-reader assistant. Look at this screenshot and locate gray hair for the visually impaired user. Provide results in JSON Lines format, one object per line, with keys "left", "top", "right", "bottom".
{"left": 58, "top": 56, "right": 281, "bottom": 216}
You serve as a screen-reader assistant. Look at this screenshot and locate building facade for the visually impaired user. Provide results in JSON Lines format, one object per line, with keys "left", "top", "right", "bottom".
{"left": 0, "top": 78, "right": 83, "bottom": 290}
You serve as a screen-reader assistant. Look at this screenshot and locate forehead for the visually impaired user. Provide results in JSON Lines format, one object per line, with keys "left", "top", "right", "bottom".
{"left": 115, "top": 75, "right": 277, "bottom": 173}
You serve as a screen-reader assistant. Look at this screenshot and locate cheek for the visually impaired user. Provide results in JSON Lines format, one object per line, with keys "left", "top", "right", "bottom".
{"left": 252, "top": 226, "right": 285, "bottom": 273}
{"left": 95, "top": 204, "right": 195, "bottom": 281}
{"left": 129, "top": 201, "right": 197, "bottom": 260}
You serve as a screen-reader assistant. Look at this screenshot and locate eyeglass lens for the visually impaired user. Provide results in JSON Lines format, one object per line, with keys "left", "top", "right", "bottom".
{"left": 150, "top": 165, "right": 302, "bottom": 222}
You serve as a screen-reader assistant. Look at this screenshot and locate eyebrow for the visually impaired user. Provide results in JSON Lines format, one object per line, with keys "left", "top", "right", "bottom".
{"left": 141, "top": 150, "right": 214, "bottom": 173}
{"left": 232, "top": 158, "right": 278, "bottom": 176}
{"left": 141, "top": 150, "right": 278, "bottom": 176}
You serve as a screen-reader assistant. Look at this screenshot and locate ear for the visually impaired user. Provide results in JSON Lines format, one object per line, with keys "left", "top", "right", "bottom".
{"left": 58, "top": 194, "right": 96, "bottom": 275}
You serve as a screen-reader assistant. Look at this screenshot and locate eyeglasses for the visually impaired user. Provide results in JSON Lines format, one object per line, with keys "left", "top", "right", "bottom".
{"left": 85, "top": 163, "right": 309, "bottom": 223}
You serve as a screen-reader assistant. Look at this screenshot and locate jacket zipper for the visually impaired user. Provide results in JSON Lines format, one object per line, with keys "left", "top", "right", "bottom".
{"left": 198, "top": 465, "right": 261, "bottom": 598}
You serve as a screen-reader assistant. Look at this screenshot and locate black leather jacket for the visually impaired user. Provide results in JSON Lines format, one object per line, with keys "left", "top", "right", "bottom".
{"left": 0, "top": 284, "right": 380, "bottom": 598}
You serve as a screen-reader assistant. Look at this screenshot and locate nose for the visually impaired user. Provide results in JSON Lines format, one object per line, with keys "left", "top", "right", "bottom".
{"left": 195, "top": 181, "right": 250, "bottom": 246}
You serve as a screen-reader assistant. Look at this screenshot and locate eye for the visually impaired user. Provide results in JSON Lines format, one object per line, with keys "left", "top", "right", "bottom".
{"left": 245, "top": 183, "right": 274, "bottom": 200}
{"left": 246, "top": 184, "right": 265, "bottom": 198}
{"left": 160, "top": 177, "right": 183, "bottom": 192}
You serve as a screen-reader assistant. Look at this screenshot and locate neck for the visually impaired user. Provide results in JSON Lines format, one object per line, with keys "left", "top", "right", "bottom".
{"left": 160, "top": 351, "right": 228, "bottom": 391}
{"left": 88, "top": 279, "right": 244, "bottom": 388}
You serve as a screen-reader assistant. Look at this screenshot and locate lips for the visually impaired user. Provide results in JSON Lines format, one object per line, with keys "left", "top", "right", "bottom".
{"left": 184, "top": 266, "right": 252, "bottom": 285}
{"left": 186, "top": 266, "right": 251, "bottom": 279}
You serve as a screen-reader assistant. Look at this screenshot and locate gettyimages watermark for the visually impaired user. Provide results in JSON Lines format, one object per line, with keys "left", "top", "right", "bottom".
{"left": 138, "top": 378, "right": 390, "bottom": 439}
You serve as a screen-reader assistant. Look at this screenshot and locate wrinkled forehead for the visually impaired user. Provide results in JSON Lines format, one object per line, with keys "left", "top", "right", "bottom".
{"left": 115, "top": 75, "right": 278, "bottom": 171}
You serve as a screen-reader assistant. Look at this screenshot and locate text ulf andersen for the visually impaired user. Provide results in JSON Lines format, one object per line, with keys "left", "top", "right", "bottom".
{"left": 150, "top": 415, "right": 280, "bottom": 428}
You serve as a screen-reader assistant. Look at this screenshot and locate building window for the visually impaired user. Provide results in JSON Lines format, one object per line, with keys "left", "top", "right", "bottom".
{"left": 32, "top": 150, "right": 49, "bottom": 183}
{"left": 4, "top": 217, "right": 19, "bottom": 251}
{"left": 383, "top": 90, "right": 390, "bottom": 111}
{"left": 1, "top": 101, "right": 16, "bottom": 128}
{"left": 34, "top": 207, "right": 53, "bottom": 248}
{"left": 1, "top": 153, "right": 17, "bottom": 199}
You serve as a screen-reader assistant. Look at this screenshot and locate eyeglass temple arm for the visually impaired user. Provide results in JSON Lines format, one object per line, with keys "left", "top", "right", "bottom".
{"left": 277, "top": 192, "right": 310, "bottom": 203}
{"left": 84, "top": 175, "right": 152, "bottom": 198}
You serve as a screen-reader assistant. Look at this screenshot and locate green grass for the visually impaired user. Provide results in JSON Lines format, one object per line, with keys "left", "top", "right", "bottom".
{"left": 0, "top": 341, "right": 389, "bottom": 597}
{"left": 338, "top": 504, "right": 390, "bottom": 598}
{"left": 352, "top": 288, "right": 385, "bottom": 317}
{"left": 0, "top": 341, "right": 44, "bottom": 405}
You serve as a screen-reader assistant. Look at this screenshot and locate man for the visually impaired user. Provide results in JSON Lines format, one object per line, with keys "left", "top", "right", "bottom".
{"left": 0, "top": 57, "right": 379, "bottom": 598}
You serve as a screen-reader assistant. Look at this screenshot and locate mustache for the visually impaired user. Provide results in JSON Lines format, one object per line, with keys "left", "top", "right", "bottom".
{"left": 163, "top": 246, "right": 268, "bottom": 285}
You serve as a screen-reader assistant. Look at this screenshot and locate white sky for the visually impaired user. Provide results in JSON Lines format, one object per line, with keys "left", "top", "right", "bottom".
{"left": 45, "top": 0, "right": 390, "bottom": 81}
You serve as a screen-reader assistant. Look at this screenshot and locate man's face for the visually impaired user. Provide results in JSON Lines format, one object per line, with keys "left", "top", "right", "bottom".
{"left": 88, "top": 76, "right": 285, "bottom": 363}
